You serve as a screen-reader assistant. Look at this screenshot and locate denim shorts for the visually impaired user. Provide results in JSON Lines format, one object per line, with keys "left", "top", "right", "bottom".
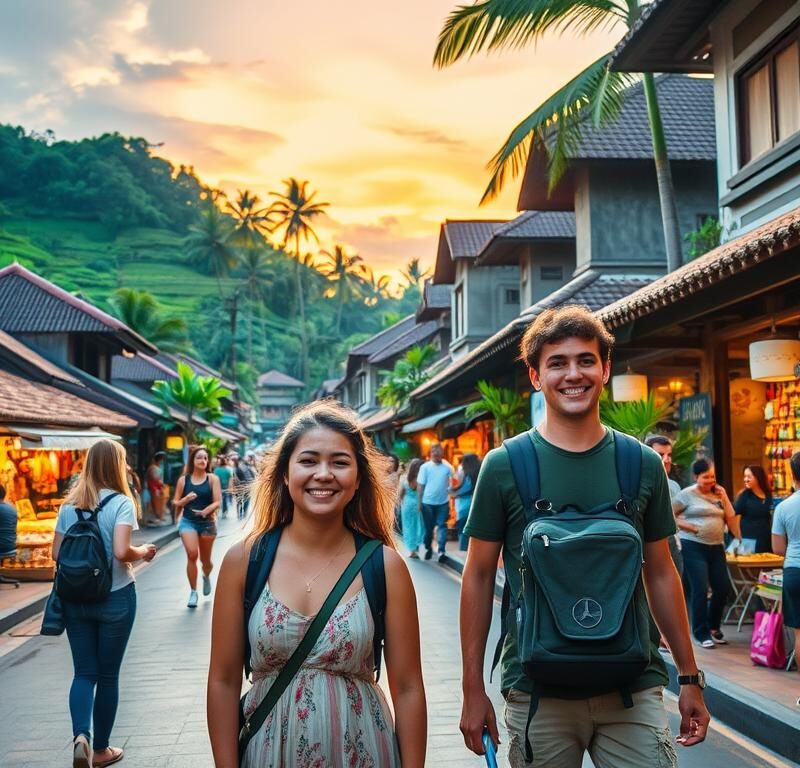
{"left": 178, "top": 516, "right": 217, "bottom": 537}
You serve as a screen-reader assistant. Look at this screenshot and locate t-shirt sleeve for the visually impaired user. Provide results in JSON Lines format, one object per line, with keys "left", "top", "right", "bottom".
{"left": 417, "top": 463, "right": 428, "bottom": 486}
{"left": 642, "top": 450, "right": 677, "bottom": 542}
{"left": 772, "top": 503, "right": 786, "bottom": 536}
{"left": 733, "top": 492, "right": 747, "bottom": 515}
{"left": 672, "top": 487, "right": 689, "bottom": 514}
{"left": 55, "top": 504, "right": 70, "bottom": 534}
{"left": 115, "top": 497, "right": 138, "bottom": 530}
{"left": 463, "top": 449, "right": 507, "bottom": 542}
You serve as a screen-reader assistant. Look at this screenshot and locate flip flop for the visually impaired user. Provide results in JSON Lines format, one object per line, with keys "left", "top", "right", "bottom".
{"left": 94, "top": 746, "right": 124, "bottom": 767}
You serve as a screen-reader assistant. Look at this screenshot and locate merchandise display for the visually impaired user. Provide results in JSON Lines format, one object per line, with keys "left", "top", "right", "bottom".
{"left": 762, "top": 380, "right": 800, "bottom": 495}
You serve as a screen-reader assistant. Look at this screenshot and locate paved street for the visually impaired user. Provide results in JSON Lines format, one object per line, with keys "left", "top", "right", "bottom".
{"left": 0, "top": 518, "right": 795, "bottom": 767}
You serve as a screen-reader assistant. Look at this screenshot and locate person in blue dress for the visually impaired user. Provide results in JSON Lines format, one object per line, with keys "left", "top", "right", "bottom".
{"left": 451, "top": 453, "right": 480, "bottom": 551}
{"left": 398, "top": 459, "right": 424, "bottom": 558}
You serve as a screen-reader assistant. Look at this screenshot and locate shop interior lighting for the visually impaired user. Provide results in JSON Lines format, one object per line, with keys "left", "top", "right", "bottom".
{"left": 749, "top": 322, "right": 800, "bottom": 382}
{"left": 611, "top": 366, "right": 648, "bottom": 402}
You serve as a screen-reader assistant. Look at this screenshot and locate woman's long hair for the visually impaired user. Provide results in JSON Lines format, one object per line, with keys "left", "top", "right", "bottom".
{"left": 248, "top": 400, "right": 396, "bottom": 546}
{"left": 460, "top": 453, "right": 481, "bottom": 488}
{"left": 65, "top": 439, "right": 133, "bottom": 510}
{"left": 745, "top": 464, "right": 771, "bottom": 503}
{"left": 184, "top": 444, "right": 210, "bottom": 477}
{"left": 406, "top": 458, "right": 422, "bottom": 490}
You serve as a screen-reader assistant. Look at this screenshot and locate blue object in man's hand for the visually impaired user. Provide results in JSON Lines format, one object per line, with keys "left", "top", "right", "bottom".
{"left": 482, "top": 728, "right": 498, "bottom": 768}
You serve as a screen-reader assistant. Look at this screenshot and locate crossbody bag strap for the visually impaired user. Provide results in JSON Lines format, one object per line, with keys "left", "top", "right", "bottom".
{"left": 238, "top": 538, "right": 382, "bottom": 756}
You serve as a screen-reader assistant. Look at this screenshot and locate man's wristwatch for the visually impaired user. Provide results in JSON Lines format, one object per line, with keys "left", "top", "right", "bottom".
{"left": 677, "top": 670, "right": 706, "bottom": 689}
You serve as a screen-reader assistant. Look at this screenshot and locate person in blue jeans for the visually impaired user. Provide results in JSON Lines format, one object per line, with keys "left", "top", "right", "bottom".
{"left": 451, "top": 453, "right": 480, "bottom": 551}
{"left": 417, "top": 443, "right": 454, "bottom": 562}
{"left": 53, "top": 439, "right": 156, "bottom": 768}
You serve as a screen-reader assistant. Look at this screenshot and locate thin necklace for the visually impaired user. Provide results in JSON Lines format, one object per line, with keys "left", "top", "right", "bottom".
{"left": 304, "top": 541, "right": 347, "bottom": 593}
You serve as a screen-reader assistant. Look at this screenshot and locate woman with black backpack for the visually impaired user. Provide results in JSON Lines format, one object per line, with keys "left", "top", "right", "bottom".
{"left": 207, "top": 401, "right": 427, "bottom": 767}
{"left": 52, "top": 439, "right": 156, "bottom": 768}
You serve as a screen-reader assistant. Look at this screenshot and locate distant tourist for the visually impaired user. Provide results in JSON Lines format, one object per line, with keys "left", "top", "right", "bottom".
{"left": 145, "top": 452, "right": 168, "bottom": 525}
{"left": 53, "top": 439, "right": 156, "bottom": 768}
{"left": 172, "top": 446, "right": 222, "bottom": 608}
{"left": 398, "top": 458, "right": 424, "bottom": 557}
{"left": 233, "top": 452, "right": 256, "bottom": 519}
{"left": 645, "top": 435, "right": 683, "bottom": 575}
{"left": 0, "top": 483, "right": 17, "bottom": 559}
{"left": 734, "top": 465, "right": 773, "bottom": 553}
{"left": 213, "top": 455, "right": 234, "bottom": 519}
{"left": 417, "top": 443, "right": 454, "bottom": 563}
{"left": 451, "top": 453, "right": 480, "bottom": 551}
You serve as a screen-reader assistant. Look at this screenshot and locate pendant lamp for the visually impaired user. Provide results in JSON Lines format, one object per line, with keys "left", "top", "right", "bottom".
{"left": 749, "top": 338, "right": 800, "bottom": 382}
{"left": 611, "top": 367, "right": 648, "bottom": 402}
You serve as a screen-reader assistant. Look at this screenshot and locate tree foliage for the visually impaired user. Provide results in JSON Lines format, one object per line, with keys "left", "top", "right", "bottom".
{"left": 377, "top": 344, "right": 437, "bottom": 408}
{"left": 108, "top": 288, "right": 191, "bottom": 353}
{"left": 599, "top": 389, "right": 671, "bottom": 441}
{"left": 464, "top": 380, "right": 528, "bottom": 440}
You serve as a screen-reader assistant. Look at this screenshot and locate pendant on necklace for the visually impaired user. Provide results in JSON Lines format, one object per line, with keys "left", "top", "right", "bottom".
{"left": 305, "top": 584, "right": 312, "bottom": 593}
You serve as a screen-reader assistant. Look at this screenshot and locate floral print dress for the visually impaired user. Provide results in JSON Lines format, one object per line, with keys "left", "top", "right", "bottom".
{"left": 241, "top": 583, "right": 400, "bottom": 768}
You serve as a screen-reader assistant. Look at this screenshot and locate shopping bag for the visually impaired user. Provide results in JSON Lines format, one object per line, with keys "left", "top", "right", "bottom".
{"left": 750, "top": 610, "right": 786, "bottom": 669}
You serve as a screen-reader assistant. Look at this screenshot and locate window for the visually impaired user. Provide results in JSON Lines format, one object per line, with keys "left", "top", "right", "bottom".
{"left": 540, "top": 266, "right": 564, "bottom": 281}
{"left": 739, "top": 25, "right": 800, "bottom": 164}
{"left": 504, "top": 288, "right": 520, "bottom": 305}
{"left": 454, "top": 284, "right": 465, "bottom": 338}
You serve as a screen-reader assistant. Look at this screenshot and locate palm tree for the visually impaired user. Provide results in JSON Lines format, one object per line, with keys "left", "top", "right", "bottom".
{"left": 108, "top": 288, "right": 191, "bottom": 353}
{"left": 464, "top": 380, "right": 528, "bottom": 441}
{"left": 434, "top": 0, "right": 684, "bottom": 273}
{"left": 268, "top": 178, "right": 329, "bottom": 384}
{"left": 225, "top": 189, "right": 273, "bottom": 249}
{"left": 359, "top": 266, "right": 392, "bottom": 307}
{"left": 319, "top": 244, "right": 365, "bottom": 335}
{"left": 377, "top": 344, "right": 437, "bottom": 408}
{"left": 235, "top": 246, "right": 274, "bottom": 367}
{"left": 400, "top": 257, "right": 430, "bottom": 290}
{"left": 185, "top": 204, "right": 239, "bottom": 298}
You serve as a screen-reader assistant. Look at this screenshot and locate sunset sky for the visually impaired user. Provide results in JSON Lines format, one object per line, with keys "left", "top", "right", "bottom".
{"left": 0, "top": 1, "right": 623, "bottom": 278}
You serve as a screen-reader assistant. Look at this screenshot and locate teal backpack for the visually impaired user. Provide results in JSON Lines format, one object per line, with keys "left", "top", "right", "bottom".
{"left": 501, "top": 430, "right": 651, "bottom": 759}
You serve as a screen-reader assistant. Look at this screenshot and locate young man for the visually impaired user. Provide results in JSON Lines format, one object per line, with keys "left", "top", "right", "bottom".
{"left": 460, "top": 306, "right": 709, "bottom": 768}
{"left": 417, "top": 443, "right": 454, "bottom": 562}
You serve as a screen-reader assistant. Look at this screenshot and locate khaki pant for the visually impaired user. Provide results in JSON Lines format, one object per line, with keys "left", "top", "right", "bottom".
{"left": 503, "top": 687, "right": 677, "bottom": 768}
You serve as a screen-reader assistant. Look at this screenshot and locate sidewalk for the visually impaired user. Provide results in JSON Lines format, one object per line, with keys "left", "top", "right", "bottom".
{"left": 0, "top": 522, "right": 179, "bottom": 634}
{"left": 440, "top": 541, "right": 800, "bottom": 764}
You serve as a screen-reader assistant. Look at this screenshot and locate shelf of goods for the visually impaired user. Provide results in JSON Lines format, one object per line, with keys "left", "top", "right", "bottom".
{"left": 762, "top": 380, "right": 800, "bottom": 495}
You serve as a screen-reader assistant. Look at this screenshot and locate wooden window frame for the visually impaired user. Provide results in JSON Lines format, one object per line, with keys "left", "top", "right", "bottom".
{"left": 738, "top": 21, "right": 800, "bottom": 166}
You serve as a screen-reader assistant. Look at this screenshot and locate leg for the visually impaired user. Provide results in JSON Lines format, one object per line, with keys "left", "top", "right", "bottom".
{"left": 180, "top": 528, "right": 200, "bottom": 589}
{"left": 198, "top": 532, "right": 216, "bottom": 580}
{"left": 92, "top": 585, "right": 136, "bottom": 753}
{"left": 420, "top": 504, "right": 434, "bottom": 553}
{"left": 64, "top": 605, "right": 99, "bottom": 743}
{"left": 590, "top": 688, "right": 677, "bottom": 768}
{"left": 707, "top": 544, "right": 733, "bottom": 635}
{"left": 680, "top": 540, "right": 711, "bottom": 642}
{"left": 435, "top": 503, "right": 450, "bottom": 555}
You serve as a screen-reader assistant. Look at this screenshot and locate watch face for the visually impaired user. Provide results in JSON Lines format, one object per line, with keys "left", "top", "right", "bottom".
{"left": 697, "top": 670, "right": 706, "bottom": 689}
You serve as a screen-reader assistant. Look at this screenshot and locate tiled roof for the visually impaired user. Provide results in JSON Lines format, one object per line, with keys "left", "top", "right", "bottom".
{"left": 367, "top": 320, "right": 440, "bottom": 364}
{"left": 112, "top": 353, "right": 177, "bottom": 382}
{"left": 257, "top": 370, "right": 305, "bottom": 388}
{"left": 0, "top": 263, "right": 156, "bottom": 353}
{"left": 0, "top": 368, "right": 137, "bottom": 429}
{"left": 412, "top": 271, "right": 654, "bottom": 400}
{"left": 350, "top": 315, "right": 417, "bottom": 357}
{"left": 417, "top": 281, "right": 452, "bottom": 321}
{"left": 599, "top": 206, "right": 800, "bottom": 328}
{"left": 443, "top": 220, "right": 505, "bottom": 259}
{"left": 493, "top": 211, "right": 576, "bottom": 240}
{"left": 359, "top": 406, "right": 397, "bottom": 432}
{"left": 0, "top": 329, "right": 81, "bottom": 385}
{"left": 168, "top": 353, "right": 237, "bottom": 391}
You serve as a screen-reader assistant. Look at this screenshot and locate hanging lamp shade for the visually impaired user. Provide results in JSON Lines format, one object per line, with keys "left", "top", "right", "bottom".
{"left": 749, "top": 339, "right": 800, "bottom": 382}
{"left": 611, "top": 373, "right": 648, "bottom": 402}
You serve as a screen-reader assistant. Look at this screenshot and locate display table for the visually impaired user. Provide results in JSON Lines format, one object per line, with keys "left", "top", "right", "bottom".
{"left": 724, "top": 553, "right": 784, "bottom": 628}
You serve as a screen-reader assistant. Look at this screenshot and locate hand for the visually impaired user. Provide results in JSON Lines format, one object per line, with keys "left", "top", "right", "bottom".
{"left": 460, "top": 690, "right": 500, "bottom": 756}
{"left": 141, "top": 544, "right": 157, "bottom": 562}
{"left": 186, "top": 491, "right": 198, "bottom": 502}
{"left": 714, "top": 484, "right": 728, "bottom": 500}
{"left": 676, "top": 686, "right": 710, "bottom": 747}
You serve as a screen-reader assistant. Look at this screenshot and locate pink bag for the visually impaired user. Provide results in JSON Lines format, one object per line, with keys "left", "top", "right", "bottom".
{"left": 750, "top": 610, "right": 787, "bottom": 669}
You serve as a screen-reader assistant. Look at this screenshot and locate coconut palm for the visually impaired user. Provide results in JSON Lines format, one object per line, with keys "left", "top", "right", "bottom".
{"left": 226, "top": 189, "right": 273, "bottom": 249}
{"left": 319, "top": 244, "right": 366, "bottom": 335}
{"left": 359, "top": 266, "right": 392, "bottom": 307}
{"left": 434, "top": 0, "right": 684, "bottom": 272}
{"left": 400, "top": 257, "right": 430, "bottom": 290}
{"left": 235, "top": 246, "right": 275, "bottom": 367}
{"left": 108, "top": 288, "right": 191, "bottom": 353}
{"left": 185, "top": 204, "right": 239, "bottom": 298}
{"left": 268, "top": 178, "right": 329, "bottom": 384}
{"left": 464, "top": 380, "right": 529, "bottom": 441}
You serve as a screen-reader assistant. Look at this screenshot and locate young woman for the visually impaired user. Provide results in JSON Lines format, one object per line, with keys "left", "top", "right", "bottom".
{"left": 208, "top": 401, "right": 427, "bottom": 767}
{"left": 734, "top": 465, "right": 773, "bottom": 553}
{"left": 52, "top": 439, "right": 156, "bottom": 768}
{"left": 673, "top": 458, "right": 742, "bottom": 648}
{"left": 173, "top": 446, "right": 221, "bottom": 608}
{"left": 398, "top": 458, "right": 424, "bottom": 558}
{"left": 451, "top": 453, "right": 480, "bottom": 551}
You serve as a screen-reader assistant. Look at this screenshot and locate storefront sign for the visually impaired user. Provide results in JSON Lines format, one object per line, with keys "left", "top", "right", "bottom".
{"left": 679, "top": 392, "right": 714, "bottom": 461}
{"left": 530, "top": 390, "right": 546, "bottom": 429}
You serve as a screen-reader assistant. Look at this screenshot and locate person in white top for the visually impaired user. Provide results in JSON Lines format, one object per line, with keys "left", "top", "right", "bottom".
{"left": 416, "top": 443, "right": 454, "bottom": 562}
{"left": 53, "top": 439, "right": 156, "bottom": 768}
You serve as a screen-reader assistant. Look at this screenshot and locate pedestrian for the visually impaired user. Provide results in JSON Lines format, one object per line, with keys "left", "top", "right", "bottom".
{"left": 125, "top": 462, "right": 142, "bottom": 524}
{"left": 645, "top": 435, "right": 683, "bottom": 575}
{"left": 52, "top": 439, "right": 156, "bottom": 768}
{"left": 233, "top": 452, "right": 256, "bottom": 519}
{"left": 213, "top": 454, "right": 234, "bottom": 519}
{"left": 207, "top": 401, "right": 427, "bottom": 767}
{"left": 673, "top": 458, "right": 742, "bottom": 648}
{"left": 172, "top": 445, "right": 221, "bottom": 608}
{"left": 398, "top": 458, "right": 424, "bottom": 557}
{"left": 771, "top": 451, "right": 800, "bottom": 704}
{"left": 417, "top": 443, "right": 454, "bottom": 563}
{"left": 0, "top": 483, "right": 17, "bottom": 561}
{"left": 145, "top": 452, "right": 168, "bottom": 525}
{"left": 460, "top": 306, "right": 708, "bottom": 767}
{"left": 734, "top": 465, "right": 773, "bottom": 553}
{"left": 387, "top": 453, "right": 402, "bottom": 532}
{"left": 451, "top": 453, "right": 480, "bottom": 551}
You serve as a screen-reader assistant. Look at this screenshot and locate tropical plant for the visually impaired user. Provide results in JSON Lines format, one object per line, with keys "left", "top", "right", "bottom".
{"left": 185, "top": 204, "right": 239, "bottom": 298}
{"left": 434, "top": 0, "right": 685, "bottom": 272}
{"left": 108, "top": 288, "right": 191, "bottom": 353}
{"left": 152, "top": 362, "right": 232, "bottom": 444}
{"left": 268, "top": 178, "right": 329, "bottom": 384}
{"left": 319, "top": 244, "right": 365, "bottom": 335}
{"left": 226, "top": 189, "right": 273, "bottom": 249}
{"left": 599, "top": 389, "right": 671, "bottom": 441}
{"left": 359, "top": 266, "right": 392, "bottom": 307}
{"left": 377, "top": 344, "right": 437, "bottom": 408}
{"left": 235, "top": 246, "right": 274, "bottom": 367}
{"left": 671, "top": 423, "right": 709, "bottom": 473}
{"left": 464, "top": 380, "right": 528, "bottom": 441}
{"left": 684, "top": 216, "right": 722, "bottom": 260}
{"left": 400, "top": 257, "right": 430, "bottom": 289}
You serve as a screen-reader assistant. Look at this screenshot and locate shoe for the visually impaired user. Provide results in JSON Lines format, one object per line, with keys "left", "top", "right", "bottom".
{"left": 202, "top": 574, "right": 212, "bottom": 596}
{"left": 187, "top": 590, "right": 198, "bottom": 608}
{"left": 699, "top": 638, "right": 715, "bottom": 649}
{"left": 424, "top": 549, "right": 433, "bottom": 561}
{"left": 438, "top": 553, "right": 447, "bottom": 563}
{"left": 409, "top": 551, "right": 419, "bottom": 559}
{"left": 710, "top": 629, "right": 727, "bottom": 645}
{"left": 73, "top": 734, "right": 91, "bottom": 768}
{"left": 93, "top": 746, "right": 124, "bottom": 767}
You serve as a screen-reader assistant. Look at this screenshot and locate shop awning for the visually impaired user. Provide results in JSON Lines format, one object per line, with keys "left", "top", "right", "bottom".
{"left": 400, "top": 405, "right": 465, "bottom": 435}
{"left": 206, "top": 422, "right": 247, "bottom": 443}
{"left": 5, "top": 426, "right": 123, "bottom": 450}
{"left": 359, "top": 407, "right": 397, "bottom": 432}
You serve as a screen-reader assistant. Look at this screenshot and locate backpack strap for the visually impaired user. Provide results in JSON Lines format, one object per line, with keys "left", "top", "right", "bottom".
{"left": 75, "top": 491, "right": 119, "bottom": 522}
{"left": 504, "top": 430, "right": 541, "bottom": 521}
{"left": 243, "top": 528, "right": 282, "bottom": 679}
{"left": 611, "top": 430, "right": 642, "bottom": 515}
{"left": 355, "top": 531, "right": 386, "bottom": 681}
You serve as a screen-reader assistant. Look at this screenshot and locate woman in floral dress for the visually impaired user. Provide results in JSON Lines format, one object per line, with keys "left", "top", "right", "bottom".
{"left": 208, "top": 401, "right": 427, "bottom": 767}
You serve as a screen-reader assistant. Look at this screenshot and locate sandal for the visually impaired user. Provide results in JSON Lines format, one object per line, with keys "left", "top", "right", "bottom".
{"left": 94, "top": 746, "right": 124, "bottom": 767}
{"left": 73, "top": 735, "right": 91, "bottom": 768}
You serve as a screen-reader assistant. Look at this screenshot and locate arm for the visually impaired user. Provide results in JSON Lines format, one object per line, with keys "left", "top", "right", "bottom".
{"left": 208, "top": 541, "right": 247, "bottom": 768}
{"left": 672, "top": 497, "right": 700, "bottom": 534}
{"left": 460, "top": 537, "right": 502, "bottom": 755}
{"left": 416, "top": 483, "right": 425, "bottom": 511}
{"left": 199, "top": 475, "right": 222, "bottom": 518}
{"left": 172, "top": 476, "right": 196, "bottom": 514}
{"left": 112, "top": 524, "right": 156, "bottom": 563}
{"left": 383, "top": 547, "right": 426, "bottom": 768}
{"left": 643, "top": 539, "right": 710, "bottom": 747}
{"left": 772, "top": 533, "right": 787, "bottom": 556}
{"left": 717, "top": 486, "right": 741, "bottom": 539}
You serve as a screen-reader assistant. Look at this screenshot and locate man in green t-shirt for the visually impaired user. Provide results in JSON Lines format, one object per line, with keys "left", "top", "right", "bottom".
{"left": 459, "top": 306, "right": 709, "bottom": 767}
